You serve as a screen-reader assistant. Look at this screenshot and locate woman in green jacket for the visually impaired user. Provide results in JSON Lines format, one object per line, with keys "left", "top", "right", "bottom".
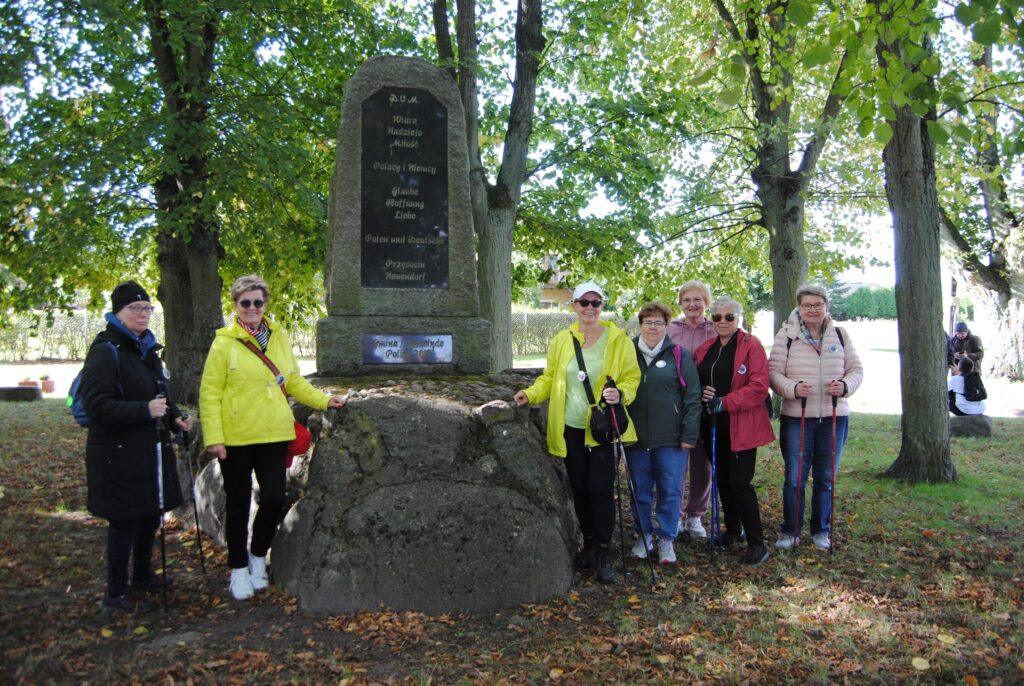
{"left": 513, "top": 282, "right": 641, "bottom": 584}
{"left": 625, "top": 302, "right": 702, "bottom": 566}
{"left": 200, "top": 274, "right": 346, "bottom": 601}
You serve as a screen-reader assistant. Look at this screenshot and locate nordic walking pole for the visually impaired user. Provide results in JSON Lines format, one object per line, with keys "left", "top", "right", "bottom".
{"left": 829, "top": 392, "right": 839, "bottom": 555}
{"left": 793, "top": 392, "right": 807, "bottom": 550}
{"left": 614, "top": 444, "right": 628, "bottom": 575}
{"left": 707, "top": 403, "right": 721, "bottom": 556}
{"left": 180, "top": 416, "right": 207, "bottom": 578}
{"left": 154, "top": 394, "right": 169, "bottom": 614}
{"left": 606, "top": 380, "right": 656, "bottom": 585}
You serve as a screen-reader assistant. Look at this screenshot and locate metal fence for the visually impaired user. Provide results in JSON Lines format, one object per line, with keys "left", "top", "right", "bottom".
{"left": 511, "top": 310, "right": 640, "bottom": 355}
{"left": 0, "top": 309, "right": 640, "bottom": 361}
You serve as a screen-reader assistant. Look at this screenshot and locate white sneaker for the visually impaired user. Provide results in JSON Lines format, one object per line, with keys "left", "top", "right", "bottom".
{"left": 248, "top": 553, "right": 269, "bottom": 591}
{"left": 658, "top": 537, "right": 676, "bottom": 564}
{"left": 631, "top": 534, "right": 654, "bottom": 559}
{"left": 812, "top": 533, "right": 830, "bottom": 550}
{"left": 685, "top": 516, "right": 707, "bottom": 539}
{"left": 229, "top": 567, "right": 254, "bottom": 600}
{"left": 775, "top": 534, "right": 795, "bottom": 550}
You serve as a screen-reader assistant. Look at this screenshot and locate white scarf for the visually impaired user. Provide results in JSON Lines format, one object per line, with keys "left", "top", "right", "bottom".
{"left": 637, "top": 336, "right": 665, "bottom": 366}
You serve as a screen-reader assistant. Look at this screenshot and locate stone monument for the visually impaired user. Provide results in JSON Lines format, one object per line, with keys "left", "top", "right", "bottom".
{"left": 318, "top": 56, "right": 491, "bottom": 375}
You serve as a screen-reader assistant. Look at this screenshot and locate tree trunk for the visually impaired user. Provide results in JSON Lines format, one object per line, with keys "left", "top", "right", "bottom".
{"left": 145, "top": 1, "right": 223, "bottom": 403}
{"left": 758, "top": 172, "right": 808, "bottom": 336}
{"left": 444, "top": 0, "right": 542, "bottom": 372}
{"left": 155, "top": 229, "right": 223, "bottom": 404}
{"left": 879, "top": 108, "right": 955, "bottom": 482}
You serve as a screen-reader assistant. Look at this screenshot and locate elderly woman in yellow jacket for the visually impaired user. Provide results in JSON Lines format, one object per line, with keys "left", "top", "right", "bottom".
{"left": 513, "top": 282, "right": 640, "bottom": 584}
{"left": 200, "top": 274, "right": 346, "bottom": 601}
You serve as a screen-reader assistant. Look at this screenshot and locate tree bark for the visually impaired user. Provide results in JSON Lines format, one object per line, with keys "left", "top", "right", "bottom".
{"left": 713, "top": 0, "right": 848, "bottom": 336}
{"left": 145, "top": 0, "right": 224, "bottom": 402}
{"left": 874, "top": 20, "right": 954, "bottom": 482}
{"left": 440, "top": 0, "right": 543, "bottom": 372}
{"left": 937, "top": 46, "right": 1024, "bottom": 380}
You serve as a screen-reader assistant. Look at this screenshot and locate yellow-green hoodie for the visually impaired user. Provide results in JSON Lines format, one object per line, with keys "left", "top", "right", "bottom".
{"left": 523, "top": 320, "right": 641, "bottom": 457}
{"left": 199, "top": 317, "right": 329, "bottom": 448}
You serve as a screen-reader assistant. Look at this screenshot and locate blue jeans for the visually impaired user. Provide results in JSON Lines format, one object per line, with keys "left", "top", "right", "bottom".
{"left": 625, "top": 446, "right": 689, "bottom": 540}
{"left": 779, "top": 414, "right": 849, "bottom": 537}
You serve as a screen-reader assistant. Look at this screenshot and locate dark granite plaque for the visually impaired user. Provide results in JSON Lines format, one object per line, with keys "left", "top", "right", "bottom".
{"left": 361, "top": 88, "right": 449, "bottom": 289}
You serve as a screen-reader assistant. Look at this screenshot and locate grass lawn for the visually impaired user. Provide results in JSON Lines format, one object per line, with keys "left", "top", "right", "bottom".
{"left": 1, "top": 399, "right": 1021, "bottom": 684}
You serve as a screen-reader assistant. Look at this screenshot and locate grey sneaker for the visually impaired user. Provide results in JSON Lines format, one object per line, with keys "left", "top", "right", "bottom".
{"left": 812, "top": 533, "right": 830, "bottom": 550}
{"left": 775, "top": 534, "right": 795, "bottom": 550}
{"left": 658, "top": 537, "right": 676, "bottom": 564}
{"left": 685, "top": 516, "right": 707, "bottom": 539}
{"left": 631, "top": 533, "right": 654, "bottom": 559}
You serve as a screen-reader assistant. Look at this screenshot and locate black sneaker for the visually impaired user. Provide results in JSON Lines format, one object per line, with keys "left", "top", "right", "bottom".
{"left": 710, "top": 530, "right": 746, "bottom": 547}
{"left": 131, "top": 573, "right": 171, "bottom": 594}
{"left": 576, "top": 540, "right": 596, "bottom": 570}
{"left": 742, "top": 544, "right": 771, "bottom": 567}
{"left": 102, "top": 594, "right": 156, "bottom": 613}
{"left": 595, "top": 547, "right": 616, "bottom": 584}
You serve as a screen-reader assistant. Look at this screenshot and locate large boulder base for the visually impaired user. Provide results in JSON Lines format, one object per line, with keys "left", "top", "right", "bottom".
{"left": 949, "top": 414, "right": 993, "bottom": 438}
{"left": 272, "top": 374, "right": 576, "bottom": 614}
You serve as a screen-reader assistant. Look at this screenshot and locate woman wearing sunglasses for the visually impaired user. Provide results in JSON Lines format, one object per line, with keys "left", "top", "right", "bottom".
{"left": 693, "top": 296, "right": 775, "bottom": 566}
{"left": 768, "top": 284, "right": 862, "bottom": 552}
{"left": 200, "top": 274, "right": 346, "bottom": 600}
{"left": 513, "top": 281, "right": 641, "bottom": 584}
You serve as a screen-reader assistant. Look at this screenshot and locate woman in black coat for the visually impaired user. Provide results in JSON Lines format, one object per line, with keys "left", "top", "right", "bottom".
{"left": 80, "top": 281, "right": 192, "bottom": 613}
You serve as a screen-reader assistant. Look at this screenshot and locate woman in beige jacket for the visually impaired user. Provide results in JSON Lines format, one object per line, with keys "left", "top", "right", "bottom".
{"left": 769, "top": 284, "right": 863, "bottom": 551}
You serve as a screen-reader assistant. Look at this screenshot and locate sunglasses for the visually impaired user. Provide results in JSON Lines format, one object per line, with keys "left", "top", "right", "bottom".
{"left": 576, "top": 299, "right": 603, "bottom": 308}
{"left": 711, "top": 313, "right": 737, "bottom": 322}
{"left": 238, "top": 299, "right": 266, "bottom": 309}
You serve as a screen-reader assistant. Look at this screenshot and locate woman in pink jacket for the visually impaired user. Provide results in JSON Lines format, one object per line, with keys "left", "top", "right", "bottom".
{"left": 667, "top": 280, "right": 717, "bottom": 540}
{"left": 694, "top": 296, "right": 775, "bottom": 566}
{"left": 769, "top": 284, "right": 863, "bottom": 551}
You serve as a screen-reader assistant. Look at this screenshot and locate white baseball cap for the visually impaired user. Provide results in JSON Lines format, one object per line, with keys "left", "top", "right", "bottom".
{"left": 572, "top": 281, "right": 605, "bottom": 301}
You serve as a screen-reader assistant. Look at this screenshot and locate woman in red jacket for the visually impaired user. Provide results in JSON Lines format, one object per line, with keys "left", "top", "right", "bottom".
{"left": 694, "top": 296, "right": 775, "bottom": 566}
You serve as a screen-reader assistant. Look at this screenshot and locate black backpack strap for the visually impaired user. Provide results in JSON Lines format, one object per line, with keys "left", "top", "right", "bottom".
{"left": 571, "top": 335, "right": 598, "bottom": 407}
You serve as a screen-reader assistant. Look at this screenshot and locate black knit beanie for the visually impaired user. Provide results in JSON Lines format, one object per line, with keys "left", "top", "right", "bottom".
{"left": 110, "top": 280, "right": 151, "bottom": 313}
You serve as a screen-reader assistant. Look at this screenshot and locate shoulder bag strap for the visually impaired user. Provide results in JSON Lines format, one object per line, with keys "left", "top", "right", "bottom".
{"left": 239, "top": 339, "right": 288, "bottom": 398}
{"left": 571, "top": 335, "right": 598, "bottom": 407}
{"left": 672, "top": 345, "right": 687, "bottom": 388}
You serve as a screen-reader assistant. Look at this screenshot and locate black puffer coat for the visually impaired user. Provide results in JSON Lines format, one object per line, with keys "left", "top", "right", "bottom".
{"left": 81, "top": 318, "right": 183, "bottom": 520}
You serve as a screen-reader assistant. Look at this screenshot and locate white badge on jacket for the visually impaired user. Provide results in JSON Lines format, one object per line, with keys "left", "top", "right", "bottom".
{"left": 738, "top": 363, "right": 748, "bottom": 375}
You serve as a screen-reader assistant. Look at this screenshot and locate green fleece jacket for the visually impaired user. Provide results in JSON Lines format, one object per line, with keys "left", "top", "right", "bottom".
{"left": 200, "top": 317, "right": 328, "bottom": 448}
{"left": 524, "top": 320, "right": 641, "bottom": 457}
{"left": 629, "top": 336, "right": 702, "bottom": 450}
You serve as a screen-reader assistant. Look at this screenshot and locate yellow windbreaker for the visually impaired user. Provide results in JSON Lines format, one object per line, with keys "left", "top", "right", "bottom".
{"left": 199, "top": 317, "right": 329, "bottom": 448}
{"left": 524, "top": 320, "right": 641, "bottom": 457}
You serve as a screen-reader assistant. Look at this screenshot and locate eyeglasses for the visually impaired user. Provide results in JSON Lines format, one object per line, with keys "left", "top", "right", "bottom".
{"left": 126, "top": 304, "right": 154, "bottom": 314}
{"left": 238, "top": 299, "right": 266, "bottom": 309}
{"left": 711, "top": 313, "right": 737, "bottom": 322}
{"left": 799, "top": 302, "right": 826, "bottom": 311}
{"left": 641, "top": 320, "right": 666, "bottom": 327}
{"left": 576, "top": 299, "right": 603, "bottom": 308}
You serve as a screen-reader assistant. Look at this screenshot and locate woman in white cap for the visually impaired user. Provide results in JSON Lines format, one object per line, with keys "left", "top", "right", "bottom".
{"left": 513, "top": 281, "right": 641, "bottom": 584}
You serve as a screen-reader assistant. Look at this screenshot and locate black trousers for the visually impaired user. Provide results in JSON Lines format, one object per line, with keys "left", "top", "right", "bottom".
{"left": 563, "top": 427, "right": 616, "bottom": 547}
{"left": 717, "top": 447, "right": 765, "bottom": 547}
{"left": 220, "top": 442, "right": 288, "bottom": 569}
{"left": 107, "top": 515, "right": 160, "bottom": 597}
